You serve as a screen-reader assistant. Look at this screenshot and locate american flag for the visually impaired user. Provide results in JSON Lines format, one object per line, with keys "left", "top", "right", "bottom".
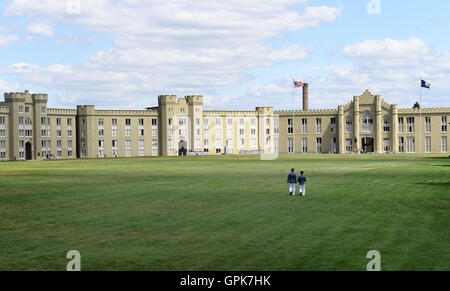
{"left": 293, "top": 81, "right": 303, "bottom": 88}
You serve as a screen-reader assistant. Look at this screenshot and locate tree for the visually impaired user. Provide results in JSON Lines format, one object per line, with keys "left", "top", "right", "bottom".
{"left": 413, "top": 102, "right": 420, "bottom": 109}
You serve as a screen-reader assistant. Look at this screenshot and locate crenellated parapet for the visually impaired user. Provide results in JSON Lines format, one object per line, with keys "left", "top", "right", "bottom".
{"left": 398, "top": 107, "right": 450, "bottom": 113}
{"left": 4, "top": 92, "right": 28, "bottom": 102}
{"left": 185, "top": 95, "right": 203, "bottom": 105}
{"left": 94, "top": 109, "right": 159, "bottom": 116}
{"left": 47, "top": 108, "right": 77, "bottom": 116}
{"left": 158, "top": 95, "right": 178, "bottom": 105}
{"left": 31, "top": 93, "right": 48, "bottom": 103}
{"left": 276, "top": 109, "right": 338, "bottom": 116}
{"left": 203, "top": 110, "right": 259, "bottom": 115}
{"left": 256, "top": 106, "right": 274, "bottom": 115}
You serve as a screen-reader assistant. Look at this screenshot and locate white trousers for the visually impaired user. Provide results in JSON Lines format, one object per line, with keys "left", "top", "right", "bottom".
{"left": 299, "top": 184, "right": 306, "bottom": 196}
{"left": 289, "top": 183, "right": 296, "bottom": 195}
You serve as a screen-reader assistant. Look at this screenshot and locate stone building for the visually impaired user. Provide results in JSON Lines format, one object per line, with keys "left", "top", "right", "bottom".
{"left": 0, "top": 88, "right": 448, "bottom": 161}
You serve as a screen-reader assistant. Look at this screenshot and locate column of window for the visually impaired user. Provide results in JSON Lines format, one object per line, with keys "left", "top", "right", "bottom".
{"left": 41, "top": 117, "right": 46, "bottom": 137}
{"left": 203, "top": 119, "right": 209, "bottom": 137}
{"left": 56, "top": 118, "right": 62, "bottom": 137}
{"left": 345, "top": 117, "right": 352, "bottom": 133}
{"left": 67, "top": 118, "right": 73, "bottom": 137}
{"left": 195, "top": 118, "right": 200, "bottom": 137}
{"left": 125, "top": 140, "right": 131, "bottom": 157}
{"left": 25, "top": 118, "right": 32, "bottom": 137}
{"left": 383, "top": 117, "right": 390, "bottom": 132}
{"left": 250, "top": 118, "right": 256, "bottom": 136}
{"left": 274, "top": 119, "right": 279, "bottom": 136}
{"left": 239, "top": 118, "right": 244, "bottom": 136}
{"left": 215, "top": 119, "right": 222, "bottom": 153}
{"left": 0, "top": 140, "right": 6, "bottom": 160}
{"left": 47, "top": 118, "right": 51, "bottom": 137}
{"left": 287, "top": 138, "right": 293, "bottom": 153}
{"left": 287, "top": 119, "right": 293, "bottom": 134}
{"left": 168, "top": 118, "right": 173, "bottom": 137}
{"left": 139, "top": 119, "right": 144, "bottom": 136}
{"left": 18, "top": 117, "right": 24, "bottom": 137}
{"left": 0, "top": 116, "right": 6, "bottom": 137}
{"left": 346, "top": 139, "right": 353, "bottom": 153}
{"left": 57, "top": 140, "right": 62, "bottom": 158}
{"left": 112, "top": 118, "right": 118, "bottom": 137}
{"left": 168, "top": 139, "right": 174, "bottom": 155}
{"left": 18, "top": 140, "right": 24, "bottom": 159}
{"left": 398, "top": 137, "right": 405, "bottom": 153}
{"left": 152, "top": 118, "right": 157, "bottom": 137}
{"left": 68, "top": 140, "right": 73, "bottom": 158}
{"left": 406, "top": 137, "right": 415, "bottom": 153}
{"left": 125, "top": 119, "right": 131, "bottom": 137}
{"left": 398, "top": 117, "right": 404, "bottom": 133}
{"left": 425, "top": 117, "right": 431, "bottom": 133}
{"left": 215, "top": 138, "right": 222, "bottom": 154}
{"left": 98, "top": 118, "right": 104, "bottom": 137}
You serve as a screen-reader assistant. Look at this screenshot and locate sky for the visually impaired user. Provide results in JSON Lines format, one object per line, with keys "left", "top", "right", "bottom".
{"left": 0, "top": 0, "right": 449, "bottom": 110}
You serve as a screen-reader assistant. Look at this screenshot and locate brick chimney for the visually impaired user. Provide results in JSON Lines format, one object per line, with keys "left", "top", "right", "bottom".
{"left": 302, "top": 83, "right": 309, "bottom": 111}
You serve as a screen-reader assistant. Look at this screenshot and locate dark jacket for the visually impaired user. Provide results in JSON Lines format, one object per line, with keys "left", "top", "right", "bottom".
{"left": 298, "top": 175, "right": 307, "bottom": 185}
{"left": 287, "top": 173, "right": 297, "bottom": 184}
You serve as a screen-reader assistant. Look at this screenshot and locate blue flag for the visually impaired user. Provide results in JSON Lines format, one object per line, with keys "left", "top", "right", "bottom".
{"left": 421, "top": 80, "right": 431, "bottom": 89}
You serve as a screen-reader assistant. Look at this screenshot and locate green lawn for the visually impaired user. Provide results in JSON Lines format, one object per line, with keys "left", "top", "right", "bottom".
{"left": 0, "top": 154, "right": 449, "bottom": 270}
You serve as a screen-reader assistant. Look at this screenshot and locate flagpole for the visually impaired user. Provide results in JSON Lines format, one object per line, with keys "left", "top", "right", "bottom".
{"left": 292, "top": 84, "right": 295, "bottom": 154}
{"left": 419, "top": 79, "right": 422, "bottom": 154}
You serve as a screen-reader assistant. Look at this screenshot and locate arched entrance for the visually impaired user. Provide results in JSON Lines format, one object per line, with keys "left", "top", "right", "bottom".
{"left": 361, "top": 137, "right": 374, "bottom": 153}
{"left": 25, "top": 142, "right": 32, "bottom": 160}
{"left": 178, "top": 140, "right": 187, "bottom": 156}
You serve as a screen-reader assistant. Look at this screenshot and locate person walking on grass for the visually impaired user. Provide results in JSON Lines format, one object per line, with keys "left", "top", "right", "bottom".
{"left": 287, "top": 168, "right": 297, "bottom": 196}
{"left": 298, "top": 171, "right": 307, "bottom": 196}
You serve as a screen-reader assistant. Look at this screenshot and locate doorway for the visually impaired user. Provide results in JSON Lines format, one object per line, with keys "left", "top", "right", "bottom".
{"left": 361, "top": 137, "right": 374, "bottom": 153}
{"left": 25, "top": 142, "right": 32, "bottom": 160}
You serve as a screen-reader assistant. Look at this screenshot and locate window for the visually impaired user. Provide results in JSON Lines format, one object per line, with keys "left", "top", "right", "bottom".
{"left": 56, "top": 118, "right": 61, "bottom": 126}
{"left": 406, "top": 137, "right": 415, "bottom": 153}
{"left": 239, "top": 128, "right": 244, "bottom": 135}
{"left": 265, "top": 119, "right": 270, "bottom": 135}
{"left": 383, "top": 138, "right": 390, "bottom": 152}
{"left": 302, "top": 118, "right": 307, "bottom": 134}
{"left": 139, "top": 118, "right": 144, "bottom": 126}
{"left": 112, "top": 118, "right": 118, "bottom": 137}
{"left": 316, "top": 118, "right": 322, "bottom": 134}
{"left": 98, "top": 118, "right": 104, "bottom": 137}
{"left": 216, "top": 138, "right": 222, "bottom": 153}
{"left": 274, "top": 138, "right": 279, "bottom": 153}
{"left": 425, "top": 137, "right": 431, "bottom": 153}
{"left": 125, "top": 140, "right": 131, "bottom": 157}
{"left": 152, "top": 140, "right": 158, "bottom": 156}
{"left": 19, "top": 106, "right": 23, "bottom": 113}
{"left": 406, "top": 117, "right": 414, "bottom": 133}
{"left": 0, "top": 140, "right": 6, "bottom": 160}
{"left": 288, "top": 119, "right": 293, "bottom": 134}
{"left": 331, "top": 137, "right": 337, "bottom": 153}
{"left": 425, "top": 117, "right": 431, "bottom": 133}
{"left": 41, "top": 107, "right": 46, "bottom": 114}
{"left": 139, "top": 128, "right": 144, "bottom": 136}
{"left": 250, "top": 138, "right": 257, "bottom": 150}
{"left": 288, "top": 138, "right": 293, "bottom": 153}
{"left": 274, "top": 119, "right": 279, "bottom": 135}
{"left": 383, "top": 117, "right": 390, "bottom": 132}
{"left": 25, "top": 106, "right": 29, "bottom": 114}
{"left": 139, "top": 140, "right": 145, "bottom": 156}
{"left": 362, "top": 112, "right": 374, "bottom": 133}
{"left": 345, "top": 117, "right": 352, "bottom": 133}
{"left": 398, "top": 117, "right": 404, "bottom": 133}
{"left": 138, "top": 120, "right": 144, "bottom": 136}
{"left": 398, "top": 137, "right": 404, "bottom": 153}
{"left": 442, "top": 117, "right": 448, "bottom": 133}
{"left": 346, "top": 139, "right": 353, "bottom": 153}
{"left": 125, "top": 119, "right": 131, "bottom": 137}
{"left": 112, "top": 140, "right": 118, "bottom": 157}
{"left": 98, "top": 140, "right": 105, "bottom": 157}
{"left": 125, "top": 119, "right": 131, "bottom": 126}
{"left": 302, "top": 138, "right": 307, "bottom": 153}
{"left": 316, "top": 138, "right": 322, "bottom": 153}
{"left": 330, "top": 118, "right": 336, "bottom": 133}
{"left": 442, "top": 136, "right": 448, "bottom": 153}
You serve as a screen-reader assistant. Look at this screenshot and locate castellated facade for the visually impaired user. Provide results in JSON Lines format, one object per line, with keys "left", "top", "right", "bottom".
{"left": 0, "top": 89, "right": 449, "bottom": 161}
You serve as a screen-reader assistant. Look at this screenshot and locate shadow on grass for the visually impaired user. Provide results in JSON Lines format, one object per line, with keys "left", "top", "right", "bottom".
{"left": 415, "top": 182, "right": 450, "bottom": 187}
{"left": 432, "top": 165, "right": 450, "bottom": 167}
{"left": 426, "top": 156, "right": 450, "bottom": 160}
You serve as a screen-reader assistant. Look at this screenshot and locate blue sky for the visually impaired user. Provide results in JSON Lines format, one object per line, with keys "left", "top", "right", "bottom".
{"left": 0, "top": 0, "right": 449, "bottom": 110}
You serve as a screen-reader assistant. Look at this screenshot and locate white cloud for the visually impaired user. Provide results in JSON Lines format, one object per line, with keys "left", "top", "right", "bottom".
{"left": 0, "top": 34, "right": 18, "bottom": 46}
{"left": 2, "top": 1, "right": 344, "bottom": 108}
{"left": 246, "top": 38, "right": 450, "bottom": 110}
{"left": 26, "top": 22, "right": 54, "bottom": 38}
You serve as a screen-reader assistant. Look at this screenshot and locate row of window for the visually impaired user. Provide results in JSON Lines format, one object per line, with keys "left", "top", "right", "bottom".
{"left": 98, "top": 139, "right": 158, "bottom": 157}
{"left": 398, "top": 136, "right": 448, "bottom": 153}
{"left": 286, "top": 116, "right": 448, "bottom": 135}
{"left": 16, "top": 106, "right": 47, "bottom": 114}
{"left": 287, "top": 137, "right": 338, "bottom": 153}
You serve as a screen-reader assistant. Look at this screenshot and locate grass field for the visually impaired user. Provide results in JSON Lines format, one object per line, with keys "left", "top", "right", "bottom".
{"left": 0, "top": 154, "right": 449, "bottom": 271}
